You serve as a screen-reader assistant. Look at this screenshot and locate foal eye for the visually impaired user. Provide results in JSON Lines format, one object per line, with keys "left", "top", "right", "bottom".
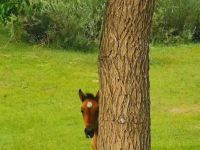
{"left": 81, "top": 110, "right": 84, "bottom": 113}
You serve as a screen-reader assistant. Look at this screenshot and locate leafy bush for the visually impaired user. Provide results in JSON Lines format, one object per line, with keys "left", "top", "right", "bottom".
{"left": 152, "top": 0, "right": 200, "bottom": 44}
{"left": 1, "top": 0, "right": 200, "bottom": 49}
{"left": 39, "top": 0, "right": 105, "bottom": 48}
{"left": 0, "top": 0, "right": 105, "bottom": 49}
{"left": 0, "top": 0, "right": 29, "bottom": 24}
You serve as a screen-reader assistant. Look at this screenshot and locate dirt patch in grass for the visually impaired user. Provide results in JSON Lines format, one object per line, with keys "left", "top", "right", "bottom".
{"left": 169, "top": 105, "right": 200, "bottom": 113}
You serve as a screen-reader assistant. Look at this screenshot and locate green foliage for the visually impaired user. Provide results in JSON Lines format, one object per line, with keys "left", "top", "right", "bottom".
{"left": 1, "top": 0, "right": 200, "bottom": 48}
{"left": 0, "top": 0, "right": 105, "bottom": 49}
{"left": 152, "top": 0, "right": 200, "bottom": 44}
{"left": 22, "top": 3, "right": 52, "bottom": 43}
{"left": 38, "top": 0, "right": 105, "bottom": 48}
{"left": 0, "top": 0, "right": 30, "bottom": 24}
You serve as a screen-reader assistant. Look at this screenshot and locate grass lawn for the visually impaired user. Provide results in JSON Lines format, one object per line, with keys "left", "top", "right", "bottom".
{"left": 0, "top": 29, "right": 200, "bottom": 149}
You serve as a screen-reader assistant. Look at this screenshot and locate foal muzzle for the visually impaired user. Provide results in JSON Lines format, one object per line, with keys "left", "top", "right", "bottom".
{"left": 84, "top": 128, "right": 94, "bottom": 138}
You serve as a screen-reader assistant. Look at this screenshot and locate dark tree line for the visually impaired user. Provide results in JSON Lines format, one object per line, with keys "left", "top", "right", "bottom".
{"left": 0, "top": 0, "right": 200, "bottom": 49}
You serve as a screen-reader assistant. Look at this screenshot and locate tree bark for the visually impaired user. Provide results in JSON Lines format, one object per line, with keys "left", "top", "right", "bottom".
{"left": 98, "top": 0, "right": 155, "bottom": 149}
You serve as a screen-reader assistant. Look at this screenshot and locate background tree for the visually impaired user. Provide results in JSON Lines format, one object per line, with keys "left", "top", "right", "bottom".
{"left": 98, "top": 0, "right": 155, "bottom": 149}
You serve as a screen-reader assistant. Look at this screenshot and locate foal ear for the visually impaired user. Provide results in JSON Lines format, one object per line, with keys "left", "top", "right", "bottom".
{"left": 95, "top": 91, "right": 99, "bottom": 102}
{"left": 79, "top": 89, "right": 85, "bottom": 102}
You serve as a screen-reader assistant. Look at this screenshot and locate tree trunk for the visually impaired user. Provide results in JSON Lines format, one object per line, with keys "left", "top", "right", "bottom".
{"left": 98, "top": 0, "right": 155, "bottom": 149}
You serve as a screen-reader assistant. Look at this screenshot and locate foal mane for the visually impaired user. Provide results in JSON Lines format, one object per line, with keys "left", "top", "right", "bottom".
{"left": 83, "top": 93, "right": 96, "bottom": 101}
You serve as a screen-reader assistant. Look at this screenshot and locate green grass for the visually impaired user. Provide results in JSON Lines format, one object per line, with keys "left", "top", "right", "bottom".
{"left": 0, "top": 29, "right": 200, "bottom": 149}
{"left": 150, "top": 45, "right": 200, "bottom": 149}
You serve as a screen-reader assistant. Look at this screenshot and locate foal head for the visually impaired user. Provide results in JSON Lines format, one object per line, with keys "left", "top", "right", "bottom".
{"left": 78, "top": 89, "right": 99, "bottom": 138}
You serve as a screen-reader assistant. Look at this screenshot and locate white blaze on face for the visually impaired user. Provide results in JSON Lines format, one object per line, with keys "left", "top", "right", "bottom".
{"left": 87, "top": 101, "right": 93, "bottom": 108}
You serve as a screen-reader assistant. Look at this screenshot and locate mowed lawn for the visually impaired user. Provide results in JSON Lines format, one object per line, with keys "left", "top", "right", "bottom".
{"left": 0, "top": 31, "right": 200, "bottom": 149}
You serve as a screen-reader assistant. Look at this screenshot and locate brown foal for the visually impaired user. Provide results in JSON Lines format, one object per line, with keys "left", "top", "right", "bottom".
{"left": 78, "top": 89, "right": 99, "bottom": 150}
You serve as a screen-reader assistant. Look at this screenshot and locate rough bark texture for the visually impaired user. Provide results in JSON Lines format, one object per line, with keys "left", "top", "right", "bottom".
{"left": 98, "top": 0, "right": 155, "bottom": 149}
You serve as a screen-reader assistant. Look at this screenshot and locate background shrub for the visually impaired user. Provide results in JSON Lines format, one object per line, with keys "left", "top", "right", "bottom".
{"left": 0, "top": 0, "right": 200, "bottom": 49}
{"left": 152, "top": 0, "right": 200, "bottom": 44}
{"left": 0, "top": 0, "right": 105, "bottom": 49}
